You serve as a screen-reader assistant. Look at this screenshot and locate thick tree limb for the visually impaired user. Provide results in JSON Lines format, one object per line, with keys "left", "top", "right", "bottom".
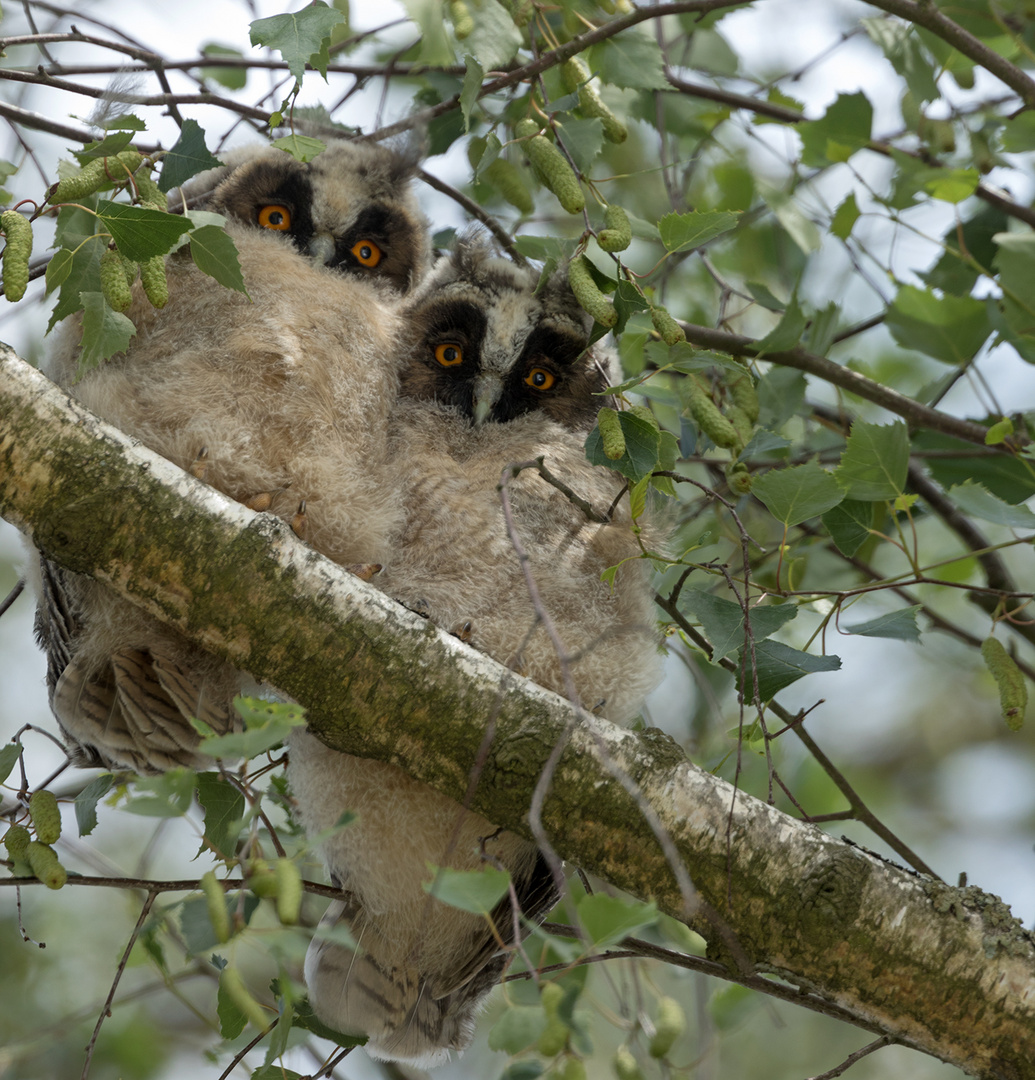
{"left": 2, "top": 348, "right": 1034, "bottom": 1079}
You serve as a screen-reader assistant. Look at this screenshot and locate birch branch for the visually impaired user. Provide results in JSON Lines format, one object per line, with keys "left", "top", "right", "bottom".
{"left": 1, "top": 349, "right": 1033, "bottom": 1079}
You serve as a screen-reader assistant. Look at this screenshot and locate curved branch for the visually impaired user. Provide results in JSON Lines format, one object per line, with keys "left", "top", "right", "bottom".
{"left": 2, "top": 350, "right": 1035, "bottom": 1078}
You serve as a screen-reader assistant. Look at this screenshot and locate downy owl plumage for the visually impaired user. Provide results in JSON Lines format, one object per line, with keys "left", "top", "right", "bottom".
{"left": 33, "top": 138, "right": 430, "bottom": 774}
{"left": 292, "top": 235, "right": 663, "bottom": 1065}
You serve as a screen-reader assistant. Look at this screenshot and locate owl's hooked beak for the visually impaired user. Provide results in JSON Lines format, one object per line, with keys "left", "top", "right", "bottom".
{"left": 308, "top": 232, "right": 337, "bottom": 266}
{"left": 472, "top": 373, "right": 503, "bottom": 426}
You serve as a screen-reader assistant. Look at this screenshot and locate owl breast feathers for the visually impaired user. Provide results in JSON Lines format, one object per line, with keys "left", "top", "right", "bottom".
{"left": 33, "top": 138, "right": 429, "bottom": 773}
{"left": 291, "top": 235, "right": 664, "bottom": 1065}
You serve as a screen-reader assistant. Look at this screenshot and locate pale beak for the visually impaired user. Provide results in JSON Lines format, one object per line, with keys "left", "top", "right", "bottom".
{"left": 472, "top": 373, "right": 503, "bottom": 426}
{"left": 308, "top": 232, "right": 337, "bottom": 266}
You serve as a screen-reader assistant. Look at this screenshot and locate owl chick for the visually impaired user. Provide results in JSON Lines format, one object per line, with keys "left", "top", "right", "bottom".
{"left": 291, "top": 235, "right": 663, "bottom": 1064}
{"left": 33, "top": 138, "right": 430, "bottom": 773}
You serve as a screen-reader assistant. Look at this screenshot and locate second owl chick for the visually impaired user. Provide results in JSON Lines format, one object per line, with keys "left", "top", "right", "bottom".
{"left": 292, "top": 236, "right": 663, "bottom": 1064}
{"left": 34, "top": 138, "right": 429, "bottom": 773}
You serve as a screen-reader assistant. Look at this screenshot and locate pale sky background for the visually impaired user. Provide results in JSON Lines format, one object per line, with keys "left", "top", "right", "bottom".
{"left": 1, "top": 2, "right": 1034, "bottom": 1077}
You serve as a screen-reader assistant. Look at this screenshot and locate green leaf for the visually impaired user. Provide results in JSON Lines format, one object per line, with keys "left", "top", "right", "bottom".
{"left": 401, "top": 0, "right": 457, "bottom": 66}
{"left": 924, "top": 168, "right": 979, "bottom": 204}
{"left": 681, "top": 591, "right": 798, "bottom": 662}
{"left": 1001, "top": 111, "right": 1035, "bottom": 153}
{"left": 465, "top": 0, "right": 522, "bottom": 70}
{"left": 555, "top": 116, "right": 604, "bottom": 174}
{"left": 251, "top": 1068, "right": 302, "bottom": 1080}
{"left": 578, "top": 894, "right": 658, "bottom": 947}
{"left": 96, "top": 200, "right": 192, "bottom": 260}
{"left": 830, "top": 193, "right": 860, "bottom": 240}
{"left": 821, "top": 499, "right": 875, "bottom": 557}
{"left": 914, "top": 431, "right": 1035, "bottom": 503}
{"left": 47, "top": 205, "right": 105, "bottom": 331}
{"left": 74, "top": 774, "right": 113, "bottom": 837}
{"left": 488, "top": 1005, "right": 547, "bottom": 1053}
{"left": 658, "top": 210, "right": 739, "bottom": 253}
{"left": 0, "top": 740, "right": 21, "bottom": 786}
{"left": 200, "top": 44, "right": 247, "bottom": 90}
{"left": 835, "top": 421, "right": 909, "bottom": 501}
{"left": 423, "top": 864, "right": 510, "bottom": 915}
{"left": 270, "top": 134, "right": 326, "bottom": 162}
{"left": 78, "top": 291, "right": 136, "bottom": 370}
{"left": 76, "top": 131, "right": 134, "bottom": 160}
{"left": 500, "top": 1063, "right": 546, "bottom": 1080}
{"left": 44, "top": 248, "right": 74, "bottom": 295}
{"left": 123, "top": 768, "right": 197, "bottom": 818}
{"left": 585, "top": 410, "right": 661, "bottom": 483}
{"left": 460, "top": 55, "right": 483, "bottom": 133}
{"left": 994, "top": 232, "right": 1035, "bottom": 352}
{"left": 187, "top": 225, "right": 248, "bottom": 295}
{"left": 249, "top": 2, "right": 346, "bottom": 80}
{"left": 196, "top": 773, "right": 246, "bottom": 860}
{"left": 844, "top": 606, "right": 922, "bottom": 642}
{"left": 289, "top": 996, "right": 367, "bottom": 1048}
{"left": 159, "top": 119, "right": 223, "bottom": 193}
{"left": 861, "top": 17, "right": 939, "bottom": 103}
{"left": 762, "top": 185, "right": 821, "bottom": 253}
{"left": 752, "top": 462, "right": 844, "bottom": 526}
{"left": 886, "top": 285, "right": 990, "bottom": 365}
{"left": 102, "top": 115, "right": 146, "bottom": 132}
{"left": 588, "top": 28, "right": 669, "bottom": 90}
{"left": 923, "top": 205, "right": 1007, "bottom": 297}
{"left": 739, "top": 640, "right": 841, "bottom": 701}
{"left": 217, "top": 975, "right": 248, "bottom": 1040}
{"left": 754, "top": 291, "right": 807, "bottom": 355}
{"left": 181, "top": 893, "right": 260, "bottom": 955}
{"left": 805, "top": 302, "right": 840, "bottom": 358}
{"left": 194, "top": 697, "right": 307, "bottom": 760}
{"left": 985, "top": 417, "right": 1014, "bottom": 446}
{"left": 947, "top": 481, "right": 1035, "bottom": 528}
{"left": 798, "top": 92, "right": 873, "bottom": 167}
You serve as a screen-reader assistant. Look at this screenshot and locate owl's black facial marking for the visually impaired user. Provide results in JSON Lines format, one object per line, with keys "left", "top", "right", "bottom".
{"left": 399, "top": 299, "right": 488, "bottom": 413}
{"left": 331, "top": 204, "right": 418, "bottom": 291}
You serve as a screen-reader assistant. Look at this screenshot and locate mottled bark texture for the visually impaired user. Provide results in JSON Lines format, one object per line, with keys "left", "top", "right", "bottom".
{"left": 1, "top": 348, "right": 1033, "bottom": 1079}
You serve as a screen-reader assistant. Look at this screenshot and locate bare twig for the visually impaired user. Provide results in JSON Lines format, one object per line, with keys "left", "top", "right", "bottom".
{"left": 807, "top": 1036, "right": 895, "bottom": 1080}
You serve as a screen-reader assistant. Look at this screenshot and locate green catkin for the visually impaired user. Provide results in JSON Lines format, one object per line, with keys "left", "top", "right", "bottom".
{"left": 247, "top": 858, "right": 279, "bottom": 899}
{"left": 568, "top": 254, "right": 617, "bottom": 327}
{"left": 449, "top": 0, "right": 474, "bottom": 38}
{"left": 28, "top": 790, "right": 61, "bottom": 845}
{"left": 48, "top": 158, "right": 109, "bottom": 203}
{"left": 274, "top": 858, "right": 302, "bottom": 925}
{"left": 1, "top": 210, "right": 32, "bottom": 302}
{"left": 726, "top": 461, "right": 752, "bottom": 495}
{"left": 981, "top": 636, "right": 1027, "bottom": 730}
{"left": 557, "top": 1057, "right": 587, "bottom": 1080}
{"left": 728, "top": 371, "right": 759, "bottom": 423}
{"left": 537, "top": 981, "right": 569, "bottom": 1056}
{"left": 26, "top": 841, "right": 66, "bottom": 889}
{"left": 515, "top": 119, "right": 585, "bottom": 215}
{"left": 613, "top": 1046, "right": 644, "bottom": 1080}
{"left": 561, "top": 56, "right": 628, "bottom": 143}
{"left": 140, "top": 254, "right": 169, "bottom": 309}
{"left": 483, "top": 159, "right": 534, "bottom": 214}
{"left": 650, "top": 304, "right": 685, "bottom": 345}
{"left": 598, "top": 204, "right": 632, "bottom": 253}
{"left": 3, "top": 824, "right": 31, "bottom": 859}
{"left": 725, "top": 404, "right": 754, "bottom": 449}
{"left": 112, "top": 150, "right": 143, "bottom": 178}
{"left": 629, "top": 404, "right": 659, "bottom": 431}
{"left": 201, "top": 869, "right": 231, "bottom": 943}
{"left": 100, "top": 248, "right": 133, "bottom": 312}
{"left": 221, "top": 968, "right": 268, "bottom": 1030}
{"left": 502, "top": 0, "right": 533, "bottom": 27}
{"left": 134, "top": 171, "right": 167, "bottom": 211}
{"left": 597, "top": 407, "right": 626, "bottom": 460}
{"left": 648, "top": 996, "right": 686, "bottom": 1058}
{"left": 687, "top": 378, "right": 742, "bottom": 452}
{"left": 119, "top": 252, "right": 139, "bottom": 288}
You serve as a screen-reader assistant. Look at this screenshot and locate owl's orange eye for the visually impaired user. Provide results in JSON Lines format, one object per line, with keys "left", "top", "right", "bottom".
{"left": 525, "top": 367, "right": 555, "bottom": 390}
{"left": 435, "top": 343, "right": 463, "bottom": 366}
{"left": 258, "top": 204, "right": 291, "bottom": 230}
{"left": 352, "top": 239, "right": 382, "bottom": 267}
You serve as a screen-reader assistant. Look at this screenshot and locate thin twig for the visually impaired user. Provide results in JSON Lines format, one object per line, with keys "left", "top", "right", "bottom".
{"left": 806, "top": 1036, "right": 895, "bottom": 1080}
{"left": 80, "top": 889, "right": 157, "bottom": 1080}
{"left": 417, "top": 167, "right": 527, "bottom": 264}
{"left": 0, "top": 576, "right": 25, "bottom": 619}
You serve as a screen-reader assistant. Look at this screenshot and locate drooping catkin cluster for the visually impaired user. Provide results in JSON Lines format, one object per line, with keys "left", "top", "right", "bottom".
{"left": 514, "top": 118, "right": 585, "bottom": 215}
{"left": 686, "top": 364, "right": 760, "bottom": 494}
{"left": 2, "top": 789, "right": 67, "bottom": 889}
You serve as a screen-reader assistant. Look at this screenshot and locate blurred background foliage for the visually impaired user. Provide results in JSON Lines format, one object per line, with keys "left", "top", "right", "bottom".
{"left": 2, "top": 0, "right": 1035, "bottom": 1077}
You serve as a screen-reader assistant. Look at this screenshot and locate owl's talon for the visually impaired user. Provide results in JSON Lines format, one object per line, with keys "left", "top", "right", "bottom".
{"left": 189, "top": 447, "right": 209, "bottom": 481}
{"left": 290, "top": 499, "right": 308, "bottom": 539}
{"left": 244, "top": 491, "right": 274, "bottom": 512}
{"left": 346, "top": 563, "right": 382, "bottom": 582}
{"left": 451, "top": 620, "right": 474, "bottom": 643}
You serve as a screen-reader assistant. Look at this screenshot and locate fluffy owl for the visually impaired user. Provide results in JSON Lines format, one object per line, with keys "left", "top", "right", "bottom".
{"left": 291, "top": 235, "right": 663, "bottom": 1065}
{"left": 33, "top": 138, "right": 430, "bottom": 774}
